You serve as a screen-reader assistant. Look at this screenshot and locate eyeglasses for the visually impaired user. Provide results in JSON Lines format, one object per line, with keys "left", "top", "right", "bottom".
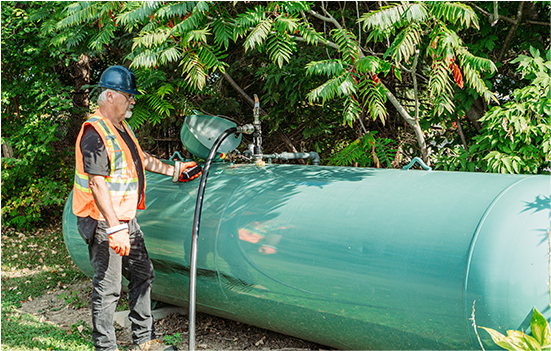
{"left": 117, "top": 91, "right": 135, "bottom": 103}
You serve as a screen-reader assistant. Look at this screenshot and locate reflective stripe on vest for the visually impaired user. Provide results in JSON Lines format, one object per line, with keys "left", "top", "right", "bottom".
{"left": 75, "top": 116, "right": 138, "bottom": 194}
{"left": 72, "top": 110, "right": 145, "bottom": 221}
{"left": 74, "top": 172, "right": 139, "bottom": 194}
{"left": 89, "top": 116, "right": 126, "bottom": 177}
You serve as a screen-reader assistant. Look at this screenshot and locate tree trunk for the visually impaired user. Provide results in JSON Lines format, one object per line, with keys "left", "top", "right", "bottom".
{"left": 67, "top": 53, "right": 91, "bottom": 147}
{"left": 498, "top": 2, "right": 525, "bottom": 63}
{"left": 2, "top": 141, "right": 14, "bottom": 158}
{"left": 465, "top": 96, "right": 486, "bottom": 131}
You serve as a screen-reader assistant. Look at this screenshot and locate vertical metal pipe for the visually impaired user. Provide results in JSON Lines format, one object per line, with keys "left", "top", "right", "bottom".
{"left": 252, "top": 94, "right": 262, "bottom": 162}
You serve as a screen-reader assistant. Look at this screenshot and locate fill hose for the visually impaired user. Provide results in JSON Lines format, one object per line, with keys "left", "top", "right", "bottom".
{"left": 188, "top": 124, "right": 253, "bottom": 351}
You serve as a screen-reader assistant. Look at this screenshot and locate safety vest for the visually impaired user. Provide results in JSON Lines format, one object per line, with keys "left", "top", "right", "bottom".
{"left": 72, "top": 109, "right": 146, "bottom": 221}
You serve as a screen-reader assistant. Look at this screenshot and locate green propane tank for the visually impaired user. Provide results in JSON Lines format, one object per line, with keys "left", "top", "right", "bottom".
{"left": 63, "top": 163, "right": 550, "bottom": 350}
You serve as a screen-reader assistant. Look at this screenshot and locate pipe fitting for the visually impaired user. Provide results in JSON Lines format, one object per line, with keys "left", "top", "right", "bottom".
{"left": 236, "top": 124, "right": 255, "bottom": 135}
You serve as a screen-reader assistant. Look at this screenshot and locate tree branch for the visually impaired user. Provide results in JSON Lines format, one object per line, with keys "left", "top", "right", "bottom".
{"left": 385, "top": 89, "right": 429, "bottom": 164}
{"left": 223, "top": 72, "right": 268, "bottom": 116}
{"left": 526, "top": 20, "right": 551, "bottom": 26}
{"left": 276, "top": 129, "right": 303, "bottom": 158}
{"left": 467, "top": 2, "right": 516, "bottom": 24}
{"left": 490, "top": 1, "right": 499, "bottom": 26}
{"left": 309, "top": 4, "right": 429, "bottom": 163}
{"left": 290, "top": 34, "right": 339, "bottom": 51}
{"left": 498, "top": 2, "right": 525, "bottom": 62}
{"left": 309, "top": 9, "right": 343, "bottom": 30}
{"left": 411, "top": 50, "right": 420, "bottom": 121}
{"left": 383, "top": 57, "right": 429, "bottom": 163}
{"left": 456, "top": 117, "right": 470, "bottom": 153}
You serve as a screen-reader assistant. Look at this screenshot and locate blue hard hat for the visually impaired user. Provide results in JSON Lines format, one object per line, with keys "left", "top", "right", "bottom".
{"left": 98, "top": 65, "right": 141, "bottom": 95}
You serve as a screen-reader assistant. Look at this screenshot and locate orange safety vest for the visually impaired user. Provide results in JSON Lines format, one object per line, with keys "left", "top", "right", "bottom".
{"left": 72, "top": 109, "right": 146, "bottom": 221}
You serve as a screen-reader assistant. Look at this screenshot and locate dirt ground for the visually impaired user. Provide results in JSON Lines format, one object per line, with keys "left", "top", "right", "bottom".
{"left": 18, "top": 280, "right": 330, "bottom": 350}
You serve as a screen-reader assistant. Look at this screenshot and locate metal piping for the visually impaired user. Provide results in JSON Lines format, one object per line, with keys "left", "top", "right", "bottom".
{"left": 252, "top": 94, "right": 263, "bottom": 163}
{"left": 262, "top": 152, "right": 320, "bottom": 165}
{"left": 246, "top": 96, "right": 320, "bottom": 166}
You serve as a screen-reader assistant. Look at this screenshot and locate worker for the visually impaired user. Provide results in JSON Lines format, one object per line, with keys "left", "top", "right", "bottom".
{"left": 72, "top": 65, "right": 200, "bottom": 351}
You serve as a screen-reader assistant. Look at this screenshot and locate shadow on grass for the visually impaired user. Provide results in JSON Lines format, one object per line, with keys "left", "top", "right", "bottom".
{"left": 1, "top": 306, "right": 93, "bottom": 351}
{"left": 1, "top": 227, "right": 93, "bottom": 350}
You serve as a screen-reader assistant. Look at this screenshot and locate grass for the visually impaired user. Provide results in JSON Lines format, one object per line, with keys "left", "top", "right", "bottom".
{"left": 1, "top": 226, "right": 94, "bottom": 350}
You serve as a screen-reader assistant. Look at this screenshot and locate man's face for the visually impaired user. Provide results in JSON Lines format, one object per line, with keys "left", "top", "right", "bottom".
{"left": 117, "top": 91, "right": 135, "bottom": 119}
{"left": 110, "top": 90, "right": 135, "bottom": 120}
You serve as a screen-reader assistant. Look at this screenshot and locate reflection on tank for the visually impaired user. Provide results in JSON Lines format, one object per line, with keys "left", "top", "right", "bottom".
{"left": 238, "top": 221, "right": 285, "bottom": 255}
{"left": 63, "top": 163, "right": 551, "bottom": 350}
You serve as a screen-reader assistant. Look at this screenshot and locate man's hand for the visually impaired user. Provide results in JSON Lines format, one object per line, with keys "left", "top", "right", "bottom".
{"left": 142, "top": 152, "right": 201, "bottom": 181}
{"left": 89, "top": 174, "right": 129, "bottom": 256}
{"left": 109, "top": 229, "right": 130, "bottom": 256}
{"left": 173, "top": 161, "right": 202, "bottom": 182}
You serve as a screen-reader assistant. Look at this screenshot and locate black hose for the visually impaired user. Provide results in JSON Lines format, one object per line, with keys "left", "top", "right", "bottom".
{"left": 188, "top": 126, "right": 237, "bottom": 351}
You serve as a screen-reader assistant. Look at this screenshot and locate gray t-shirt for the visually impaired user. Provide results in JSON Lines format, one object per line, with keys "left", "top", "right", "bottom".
{"left": 80, "top": 125, "right": 111, "bottom": 176}
{"left": 79, "top": 124, "right": 145, "bottom": 199}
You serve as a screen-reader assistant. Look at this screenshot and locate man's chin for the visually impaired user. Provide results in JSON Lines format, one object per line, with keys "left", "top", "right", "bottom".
{"left": 125, "top": 111, "right": 133, "bottom": 119}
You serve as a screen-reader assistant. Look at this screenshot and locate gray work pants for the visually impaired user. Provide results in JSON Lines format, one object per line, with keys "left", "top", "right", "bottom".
{"left": 87, "top": 218, "right": 156, "bottom": 351}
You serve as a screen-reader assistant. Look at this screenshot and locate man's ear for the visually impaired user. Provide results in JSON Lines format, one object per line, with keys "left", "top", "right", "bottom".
{"left": 106, "top": 90, "right": 114, "bottom": 103}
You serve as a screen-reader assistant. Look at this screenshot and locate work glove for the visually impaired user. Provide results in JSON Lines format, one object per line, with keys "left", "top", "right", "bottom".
{"left": 173, "top": 161, "right": 202, "bottom": 183}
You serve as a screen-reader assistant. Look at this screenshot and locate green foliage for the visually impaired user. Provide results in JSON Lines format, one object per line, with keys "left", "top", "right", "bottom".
{"left": 456, "top": 47, "right": 498, "bottom": 104}
{"left": 359, "top": 1, "right": 497, "bottom": 118}
{"left": 432, "top": 145, "right": 477, "bottom": 172}
{"left": 1, "top": 119, "right": 73, "bottom": 229}
{"left": 302, "top": 0, "right": 499, "bottom": 159}
{"left": 386, "top": 21, "right": 422, "bottom": 64}
{"left": 358, "top": 76, "right": 389, "bottom": 124}
{"left": 430, "top": 2, "right": 479, "bottom": 29}
{"left": 328, "top": 131, "right": 396, "bottom": 168}
{"left": 254, "top": 45, "right": 347, "bottom": 158}
{"left": 465, "top": 2, "right": 549, "bottom": 102}
{"left": 306, "top": 70, "right": 356, "bottom": 104}
{"left": 50, "top": 1, "right": 322, "bottom": 128}
{"left": 331, "top": 28, "right": 361, "bottom": 64}
{"left": 244, "top": 17, "right": 271, "bottom": 52}
{"left": 428, "top": 60, "right": 455, "bottom": 116}
{"left": 469, "top": 48, "right": 550, "bottom": 174}
{"left": 433, "top": 48, "right": 550, "bottom": 174}
{"left": 480, "top": 308, "right": 551, "bottom": 351}
{"left": 54, "top": 1, "right": 222, "bottom": 124}
{"left": 49, "top": 0, "right": 496, "bottom": 162}
{"left": 360, "top": 2, "right": 429, "bottom": 39}
{"left": 164, "top": 332, "right": 183, "bottom": 347}
{"left": 267, "top": 32, "right": 296, "bottom": 69}
{"left": 58, "top": 289, "right": 89, "bottom": 309}
{"left": 304, "top": 27, "right": 379, "bottom": 125}
{"left": 1, "top": 2, "right": 75, "bottom": 230}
